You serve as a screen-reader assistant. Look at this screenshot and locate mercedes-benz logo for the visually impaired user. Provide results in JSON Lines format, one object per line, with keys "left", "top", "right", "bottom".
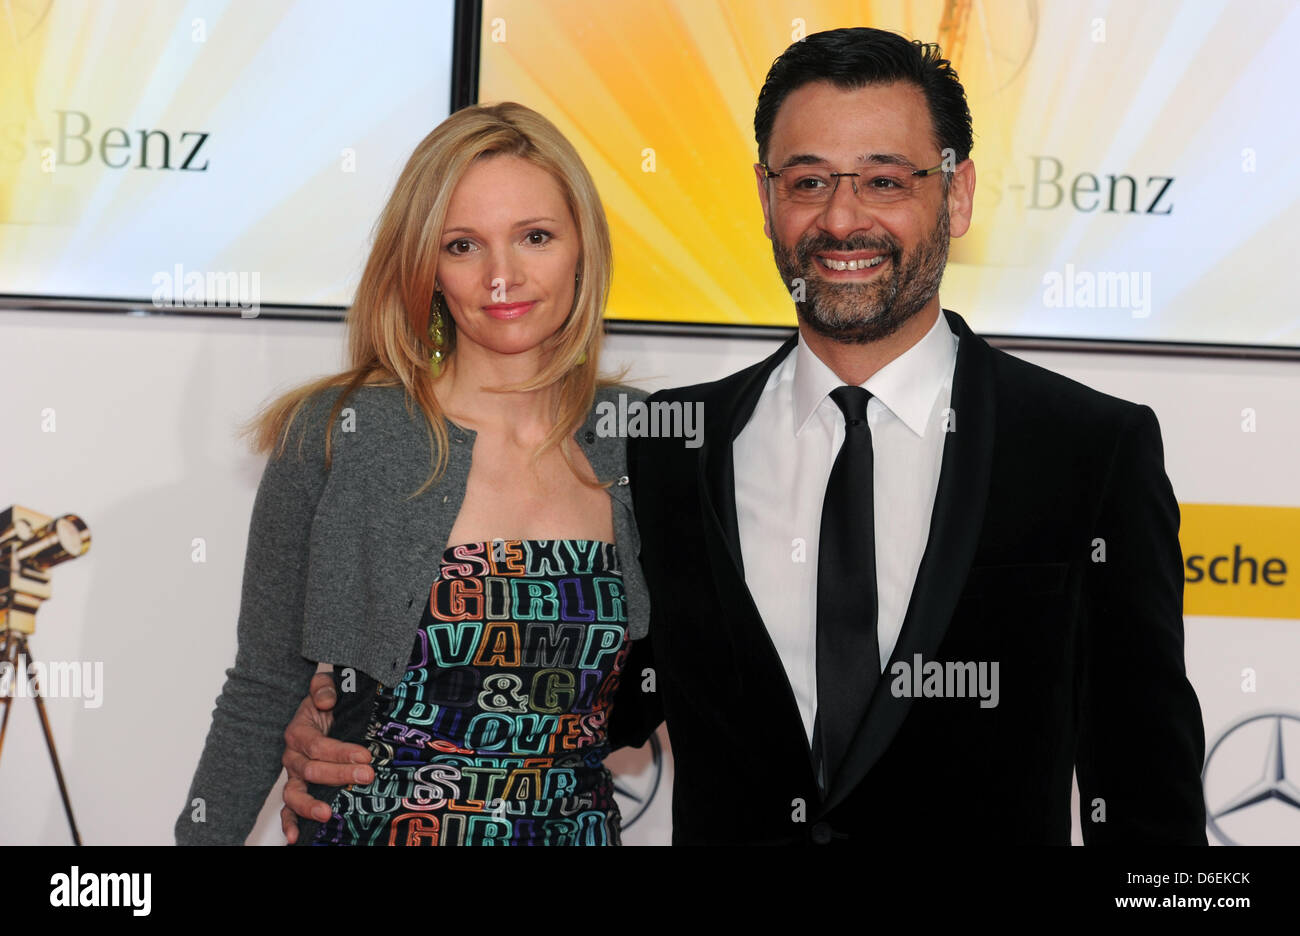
{"left": 612, "top": 732, "right": 663, "bottom": 828}
{"left": 1202, "top": 712, "right": 1300, "bottom": 846}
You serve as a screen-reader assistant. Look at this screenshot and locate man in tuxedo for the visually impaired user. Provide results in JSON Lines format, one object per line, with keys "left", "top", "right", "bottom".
{"left": 277, "top": 27, "right": 1207, "bottom": 845}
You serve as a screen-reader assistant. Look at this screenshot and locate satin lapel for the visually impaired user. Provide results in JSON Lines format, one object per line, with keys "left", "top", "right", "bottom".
{"left": 822, "top": 310, "right": 997, "bottom": 812}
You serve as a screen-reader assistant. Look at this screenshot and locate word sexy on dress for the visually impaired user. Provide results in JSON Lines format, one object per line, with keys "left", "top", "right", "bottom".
{"left": 313, "top": 538, "right": 632, "bottom": 846}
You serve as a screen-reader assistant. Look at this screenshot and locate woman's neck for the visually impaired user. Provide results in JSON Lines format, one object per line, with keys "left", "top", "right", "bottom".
{"left": 434, "top": 350, "right": 562, "bottom": 444}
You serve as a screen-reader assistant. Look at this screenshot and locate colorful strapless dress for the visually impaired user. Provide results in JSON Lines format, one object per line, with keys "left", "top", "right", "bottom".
{"left": 311, "top": 538, "right": 631, "bottom": 846}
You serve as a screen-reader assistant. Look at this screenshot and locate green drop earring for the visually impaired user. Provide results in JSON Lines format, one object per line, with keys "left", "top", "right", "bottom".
{"left": 574, "top": 271, "right": 587, "bottom": 365}
{"left": 429, "top": 287, "right": 446, "bottom": 377}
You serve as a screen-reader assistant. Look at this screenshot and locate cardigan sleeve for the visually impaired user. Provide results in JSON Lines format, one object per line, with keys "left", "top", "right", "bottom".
{"left": 175, "top": 391, "right": 336, "bottom": 845}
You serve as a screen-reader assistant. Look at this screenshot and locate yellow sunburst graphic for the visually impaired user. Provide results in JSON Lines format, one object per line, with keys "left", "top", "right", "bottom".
{"left": 0, "top": 0, "right": 56, "bottom": 224}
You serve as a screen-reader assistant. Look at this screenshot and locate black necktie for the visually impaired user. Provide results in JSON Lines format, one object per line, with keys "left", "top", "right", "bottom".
{"left": 812, "top": 385, "right": 881, "bottom": 794}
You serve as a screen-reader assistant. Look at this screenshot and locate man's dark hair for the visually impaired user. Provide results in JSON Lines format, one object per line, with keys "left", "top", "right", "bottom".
{"left": 754, "top": 27, "right": 973, "bottom": 168}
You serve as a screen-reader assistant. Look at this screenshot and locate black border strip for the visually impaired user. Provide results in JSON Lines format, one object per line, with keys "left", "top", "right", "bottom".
{"left": 4, "top": 296, "right": 1298, "bottom": 361}
{"left": 451, "top": 0, "right": 482, "bottom": 111}
{"left": 0, "top": 294, "right": 347, "bottom": 322}
{"left": 603, "top": 318, "right": 1300, "bottom": 361}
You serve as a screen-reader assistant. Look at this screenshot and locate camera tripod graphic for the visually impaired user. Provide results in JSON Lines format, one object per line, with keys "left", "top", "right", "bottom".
{"left": 0, "top": 506, "right": 91, "bottom": 845}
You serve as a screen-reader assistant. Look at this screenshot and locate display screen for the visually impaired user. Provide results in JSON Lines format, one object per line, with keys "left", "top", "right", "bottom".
{"left": 1, "top": 0, "right": 457, "bottom": 310}
{"left": 478, "top": 0, "right": 1299, "bottom": 348}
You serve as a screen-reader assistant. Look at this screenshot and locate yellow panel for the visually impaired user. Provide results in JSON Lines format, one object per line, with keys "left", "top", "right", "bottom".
{"left": 1180, "top": 504, "right": 1300, "bottom": 620}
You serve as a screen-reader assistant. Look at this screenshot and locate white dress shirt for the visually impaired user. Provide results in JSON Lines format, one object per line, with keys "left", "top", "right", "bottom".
{"left": 733, "top": 309, "right": 959, "bottom": 745}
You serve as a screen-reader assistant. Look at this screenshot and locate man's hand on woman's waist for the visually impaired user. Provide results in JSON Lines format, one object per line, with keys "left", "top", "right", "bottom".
{"left": 280, "top": 671, "right": 374, "bottom": 844}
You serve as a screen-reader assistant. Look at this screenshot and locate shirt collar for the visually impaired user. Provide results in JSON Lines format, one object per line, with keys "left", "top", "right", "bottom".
{"left": 791, "top": 309, "right": 957, "bottom": 438}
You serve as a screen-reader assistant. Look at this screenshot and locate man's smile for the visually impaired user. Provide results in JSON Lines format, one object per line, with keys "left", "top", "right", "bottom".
{"left": 815, "top": 252, "right": 889, "bottom": 275}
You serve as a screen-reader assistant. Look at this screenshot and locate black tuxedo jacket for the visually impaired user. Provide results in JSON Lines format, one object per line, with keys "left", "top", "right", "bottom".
{"left": 610, "top": 308, "right": 1207, "bottom": 845}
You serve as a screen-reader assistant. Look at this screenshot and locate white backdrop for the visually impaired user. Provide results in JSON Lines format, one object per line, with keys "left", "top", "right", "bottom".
{"left": 0, "top": 308, "right": 1296, "bottom": 845}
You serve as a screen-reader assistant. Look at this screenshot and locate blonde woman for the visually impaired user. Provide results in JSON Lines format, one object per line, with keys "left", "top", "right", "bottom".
{"left": 176, "top": 102, "right": 650, "bottom": 846}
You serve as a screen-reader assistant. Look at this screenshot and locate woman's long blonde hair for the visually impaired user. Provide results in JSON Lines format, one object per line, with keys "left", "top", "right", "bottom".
{"left": 242, "top": 102, "right": 620, "bottom": 497}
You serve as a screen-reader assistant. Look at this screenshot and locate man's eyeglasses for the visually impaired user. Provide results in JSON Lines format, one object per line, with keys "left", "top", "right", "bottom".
{"left": 760, "top": 161, "right": 946, "bottom": 207}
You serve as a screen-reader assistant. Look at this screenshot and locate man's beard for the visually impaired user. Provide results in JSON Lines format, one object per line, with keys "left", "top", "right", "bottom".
{"left": 772, "top": 202, "right": 951, "bottom": 344}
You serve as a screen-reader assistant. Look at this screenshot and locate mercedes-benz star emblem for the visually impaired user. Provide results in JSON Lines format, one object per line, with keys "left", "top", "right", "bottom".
{"left": 1203, "top": 712, "right": 1300, "bottom": 846}
{"left": 613, "top": 732, "right": 663, "bottom": 828}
